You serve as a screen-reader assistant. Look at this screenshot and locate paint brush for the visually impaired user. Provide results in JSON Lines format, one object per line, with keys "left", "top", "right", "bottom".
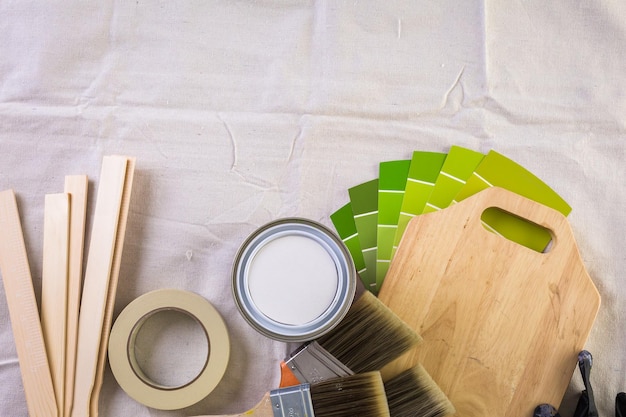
{"left": 191, "top": 371, "right": 390, "bottom": 417}
{"left": 384, "top": 364, "right": 455, "bottom": 417}
{"left": 276, "top": 290, "right": 453, "bottom": 417}
{"left": 282, "top": 349, "right": 454, "bottom": 417}
{"left": 280, "top": 289, "right": 422, "bottom": 386}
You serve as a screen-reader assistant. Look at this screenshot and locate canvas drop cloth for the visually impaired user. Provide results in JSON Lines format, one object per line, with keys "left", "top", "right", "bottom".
{"left": 1, "top": 1, "right": 625, "bottom": 416}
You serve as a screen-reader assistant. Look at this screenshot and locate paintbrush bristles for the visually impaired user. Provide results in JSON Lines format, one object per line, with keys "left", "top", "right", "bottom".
{"left": 310, "top": 371, "right": 390, "bottom": 417}
{"left": 385, "top": 364, "right": 455, "bottom": 417}
{"left": 316, "top": 291, "right": 422, "bottom": 372}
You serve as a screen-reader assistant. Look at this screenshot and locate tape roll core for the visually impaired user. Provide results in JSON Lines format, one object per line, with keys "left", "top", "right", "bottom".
{"left": 127, "top": 307, "right": 210, "bottom": 390}
{"left": 108, "top": 289, "right": 230, "bottom": 410}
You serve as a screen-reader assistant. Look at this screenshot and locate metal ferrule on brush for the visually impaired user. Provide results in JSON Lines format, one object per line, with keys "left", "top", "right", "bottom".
{"left": 270, "top": 384, "right": 315, "bottom": 417}
{"left": 284, "top": 341, "right": 353, "bottom": 384}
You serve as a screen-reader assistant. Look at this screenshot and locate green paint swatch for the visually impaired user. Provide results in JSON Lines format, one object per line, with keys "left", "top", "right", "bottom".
{"left": 376, "top": 160, "right": 411, "bottom": 293}
{"left": 348, "top": 179, "right": 379, "bottom": 292}
{"left": 330, "top": 202, "right": 367, "bottom": 277}
{"left": 330, "top": 145, "right": 571, "bottom": 291}
{"left": 391, "top": 151, "right": 447, "bottom": 258}
{"left": 423, "top": 146, "right": 485, "bottom": 213}
{"left": 453, "top": 150, "right": 572, "bottom": 252}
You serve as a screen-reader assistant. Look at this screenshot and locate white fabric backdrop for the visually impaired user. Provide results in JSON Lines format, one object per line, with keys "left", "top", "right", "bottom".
{"left": 1, "top": 1, "right": 624, "bottom": 416}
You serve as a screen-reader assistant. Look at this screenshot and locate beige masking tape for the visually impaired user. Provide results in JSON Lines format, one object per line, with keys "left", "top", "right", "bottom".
{"left": 108, "top": 289, "right": 230, "bottom": 410}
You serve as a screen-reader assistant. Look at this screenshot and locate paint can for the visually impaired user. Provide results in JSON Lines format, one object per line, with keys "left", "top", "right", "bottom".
{"left": 232, "top": 218, "right": 356, "bottom": 342}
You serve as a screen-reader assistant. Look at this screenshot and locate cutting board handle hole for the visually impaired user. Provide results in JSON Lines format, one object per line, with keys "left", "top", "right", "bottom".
{"left": 480, "top": 207, "right": 554, "bottom": 253}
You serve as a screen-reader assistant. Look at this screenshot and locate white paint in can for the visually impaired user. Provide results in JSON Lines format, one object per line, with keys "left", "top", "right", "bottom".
{"left": 247, "top": 235, "right": 338, "bottom": 325}
{"left": 233, "top": 218, "right": 356, "bottom": 342}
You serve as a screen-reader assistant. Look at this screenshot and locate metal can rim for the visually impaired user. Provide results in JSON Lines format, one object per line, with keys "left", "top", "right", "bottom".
{"left": 232, "top": 217, "right": 356, "bottom": 342}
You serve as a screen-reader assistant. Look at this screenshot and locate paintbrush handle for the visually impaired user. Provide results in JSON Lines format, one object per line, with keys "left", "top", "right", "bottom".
{"left": 190, "top": 393, "right": 274, "bottom": 417}
{"left": 279, "top": 360, "right": 301, "bottom": 387}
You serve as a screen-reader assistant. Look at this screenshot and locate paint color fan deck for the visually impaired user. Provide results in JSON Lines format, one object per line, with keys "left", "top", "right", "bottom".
{"left": 330, "top": 145, "right": 571, "bottom": 294}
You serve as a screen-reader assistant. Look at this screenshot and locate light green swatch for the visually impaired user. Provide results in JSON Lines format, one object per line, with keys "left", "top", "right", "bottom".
{"left": 423, "top": 145, "right": 485, "bottom": 213}
{"left": 391, "top": 151, "right": 447, "bottom": 258}
{"left": 330, "top": 203, "right": 367, "bottom": 277}
{"left": 453, "top": 150, "right": 571, "bottom": 252}
{"left": 376, "top": 159, "right": 411, "bottom": 293}
{"left": 348, "top": 179, "right": 379, "bottom": 292}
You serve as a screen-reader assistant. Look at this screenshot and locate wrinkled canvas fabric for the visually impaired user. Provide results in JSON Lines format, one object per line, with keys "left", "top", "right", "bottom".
{"left": 1, "top": 1, "right": 625, "bottom": 416}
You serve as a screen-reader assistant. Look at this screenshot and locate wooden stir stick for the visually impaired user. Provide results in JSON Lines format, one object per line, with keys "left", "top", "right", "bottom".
{"left": 90, "top": 157, "right": 135, "bottom": 417}
{"left": 0, "top": 189, "right": 58, "bottom": 417}
{"left": 63, "top": 175, "right": 89, "bottom": 417}
{"left": 41, "top": 193, "right": 71, "bottom": 416}
{"left": 71, "top": 156, "right": 134, "bottom": 417}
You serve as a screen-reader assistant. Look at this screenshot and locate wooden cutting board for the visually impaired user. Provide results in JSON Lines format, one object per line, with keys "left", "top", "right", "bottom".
{"left": 378, "top": 187, "right": 600, "bottom": 416}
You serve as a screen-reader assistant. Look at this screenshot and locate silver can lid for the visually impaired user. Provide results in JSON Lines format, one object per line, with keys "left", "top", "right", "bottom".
{"left": 232, "top": 218, "right": 356, "bottom": 342}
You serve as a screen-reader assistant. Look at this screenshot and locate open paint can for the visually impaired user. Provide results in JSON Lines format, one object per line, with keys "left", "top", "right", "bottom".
{"left": 232, "top": 218, "right": 356, "bottom": 342}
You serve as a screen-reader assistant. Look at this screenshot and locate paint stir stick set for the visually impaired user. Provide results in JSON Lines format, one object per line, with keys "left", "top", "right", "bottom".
{"left": 330, "top": 145, "right": 601, "bottom": 416}
{"left": 0, "top": 156, "right": 135, "bottom": 417}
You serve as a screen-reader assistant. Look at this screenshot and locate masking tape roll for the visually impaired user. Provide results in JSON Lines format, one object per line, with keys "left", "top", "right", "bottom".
{"left": 108, "top": 288, "right": 230, "bottom": 410}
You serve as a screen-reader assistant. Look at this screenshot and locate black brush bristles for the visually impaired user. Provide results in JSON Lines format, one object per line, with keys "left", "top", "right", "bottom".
{"left": 310, "top": 371, "right": 390, "bottom": 417}
{"left": 385, "top": 364, "right": 455, "bottom": 417}
{"left": 316, "top": 291, "right": 422, "bottom": 372}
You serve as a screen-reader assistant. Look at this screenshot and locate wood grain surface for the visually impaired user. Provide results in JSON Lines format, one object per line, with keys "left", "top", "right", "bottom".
{"left": 378, "top": 187, "right": 600, "bottom": 416}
